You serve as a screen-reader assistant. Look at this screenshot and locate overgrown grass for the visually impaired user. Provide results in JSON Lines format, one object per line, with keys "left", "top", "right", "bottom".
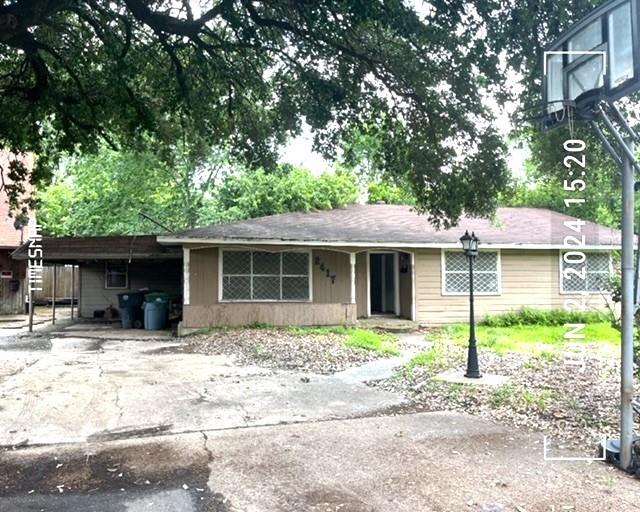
{"left": 436, "top": 322, "right": 619, "bottom": 355}
{"left": 287, "top": 325, "right": 400, "bottom": 355}
{"left": 489, "top": 384, "right": 557, "bottom": 411}
{"left": 342, "top": 329, "right": 399, "bottom": 355}
{"left": 481, "top": 306, "right": 608, "bottom": 327}
{"left": 407, "top": 339, "right": 448, "bottom": 371}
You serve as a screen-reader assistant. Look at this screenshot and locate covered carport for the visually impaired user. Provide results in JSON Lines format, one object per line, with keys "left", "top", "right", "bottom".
{"left": 11, "top": 235, "right": 182, "bottom": 329}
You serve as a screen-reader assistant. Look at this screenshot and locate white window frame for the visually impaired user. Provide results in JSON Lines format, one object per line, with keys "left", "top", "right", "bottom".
{"left": 104, "top": 262, "right": 128, "bottom": 290}
{"left": 558, "top": 250, "right": 613, "bottom": 295}
{"left": 441, "top": 249, "right": 502, "bottom": 296}
{"left": 218, "top": 248, "right": 313, "bottom": 303}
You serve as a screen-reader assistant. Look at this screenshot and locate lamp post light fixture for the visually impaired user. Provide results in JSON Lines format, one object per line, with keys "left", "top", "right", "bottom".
{"left": 460, "top": 230, "right": 482, "bottom": 379}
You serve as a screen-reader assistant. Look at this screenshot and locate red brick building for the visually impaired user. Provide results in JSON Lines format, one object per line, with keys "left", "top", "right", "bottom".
{"left": 1, "top": 152, "right": 34, "bottom": 314}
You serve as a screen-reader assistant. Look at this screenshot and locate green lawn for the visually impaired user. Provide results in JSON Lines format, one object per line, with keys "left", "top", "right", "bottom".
{"left": 435, "top": 322, "right": 620, "bottom": 355}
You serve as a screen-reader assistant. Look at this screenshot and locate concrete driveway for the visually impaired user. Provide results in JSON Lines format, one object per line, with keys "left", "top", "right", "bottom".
{"left": 1, "top": 412, "right": 638, "bottom": 511}
{"left": 0, "top": 324, "right": 404, "bottom": 446}
{"left": 1, "top": 323, "right": 639, "bottom": 511}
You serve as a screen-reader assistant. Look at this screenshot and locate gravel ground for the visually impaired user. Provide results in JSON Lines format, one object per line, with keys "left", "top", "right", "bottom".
{"left": 184, "top": 328, "right": 391, "bottom": 374}
{"left": 372, "top": 340, "right": 638, "bottom": 450}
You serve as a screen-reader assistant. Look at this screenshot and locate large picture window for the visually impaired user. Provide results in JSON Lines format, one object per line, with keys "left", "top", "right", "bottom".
{"left": 105, "top": 263, "right": 128, "bottom": 289}
{"left": 442, "top": 251, "right": 500, "bottom": 295}
{"left": 560, "top": 252, "right": 611, "bottom": 293}
{"left": 221, "top": 250, "right": 310, "bottom": 301}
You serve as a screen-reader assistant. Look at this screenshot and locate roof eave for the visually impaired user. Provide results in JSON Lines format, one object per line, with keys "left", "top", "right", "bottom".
{"left": 157, "top": 236, "right": 621, "bottom": 250}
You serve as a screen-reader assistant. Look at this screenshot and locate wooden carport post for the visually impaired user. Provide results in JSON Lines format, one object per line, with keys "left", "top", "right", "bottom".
{"left": 70, "top": 265, "right": 75, "bottom": 320}
{"left": 51, "top": 264, "right": 56, "bottom": 325}
{"left": 28, "top": 273, "right": 33, "bottom": 333}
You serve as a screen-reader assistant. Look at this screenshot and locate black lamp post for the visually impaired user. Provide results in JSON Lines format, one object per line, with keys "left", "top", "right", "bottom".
{"left": 460, "top": 230, "right": 481, "bottom": 378}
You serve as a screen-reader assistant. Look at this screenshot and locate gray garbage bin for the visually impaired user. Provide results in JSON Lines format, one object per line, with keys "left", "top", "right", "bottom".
{"left": 143, "top": 292, "right": 170, "bottom": 330}
{"left": 117, "top": 291, "right": 145, "bottom": 329}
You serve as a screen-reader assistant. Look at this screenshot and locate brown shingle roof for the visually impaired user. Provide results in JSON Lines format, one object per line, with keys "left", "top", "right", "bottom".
{"left": 161, "top": 205, "right": 621, "bottom": 248}
{"left": 12, "top": 235, "right": 181, "bottom": 262}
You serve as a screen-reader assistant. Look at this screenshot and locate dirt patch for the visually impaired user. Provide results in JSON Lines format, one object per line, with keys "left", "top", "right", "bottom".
{"left": 183, "top": 329, "right": 389, "bottom": 374}
{"left": 0, "top": 437, "right": 210, "bottom": 497}
{"left": 372, "top": 343, "right": 639, "bottom": 451}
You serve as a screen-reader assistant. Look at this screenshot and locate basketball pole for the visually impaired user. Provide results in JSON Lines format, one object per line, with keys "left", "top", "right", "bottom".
{"left": 620, "top": 136, "right": 635, "bottom": 471}
{"left": 593, "top": 104, "right": 637, "bottom": 471}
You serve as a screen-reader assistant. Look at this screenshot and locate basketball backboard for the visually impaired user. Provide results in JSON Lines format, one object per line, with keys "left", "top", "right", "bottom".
{"left": 542, "top": 0, "right": 640, "bottom": 129}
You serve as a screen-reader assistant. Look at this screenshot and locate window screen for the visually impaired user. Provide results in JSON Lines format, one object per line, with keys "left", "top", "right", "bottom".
{"left": 443, "top": 252, "right": 500, "bottom": 294}
{"left": 222, "top": 250, "right": 310, "bottom": 301}
{"left": 105, "top": 263, "right": 128, "bottom": 289}
{"left": 561, "top": 252, "right": 610, "bottom": 293}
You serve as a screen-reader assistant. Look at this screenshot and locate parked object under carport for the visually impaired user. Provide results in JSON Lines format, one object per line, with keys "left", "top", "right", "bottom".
{"left": 143, "top": 292, "right": 170, "bottom": 330}
{"left": 117, "top": 291, "right": 145, "bottom": 329}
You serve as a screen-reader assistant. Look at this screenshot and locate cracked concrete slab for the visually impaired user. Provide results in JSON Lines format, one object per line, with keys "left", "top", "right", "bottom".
{"left": 0, "top": 331, "right": 404, "bottom": 447}
{"left": 200, "top": 412, "right": 640, "bottom": 512}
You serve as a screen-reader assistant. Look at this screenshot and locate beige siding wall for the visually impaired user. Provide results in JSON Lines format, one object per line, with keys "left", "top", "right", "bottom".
{"left": 415, "top": 248, "right": 610, "bottom": 325}
{"left": 185, "top": 246, "right": 356, "bottom": 327}
{"left": 184, "top": 245, "right": 605, "bottom": 327}
{"left": 312, "top": 250, "right": 350, "bottom": 303}
{"left": 184, "top": 303, "right": 356, "bottom": 327}
{"left": 189, "top": 247, "right": 218, "bottom": 305}
{"left": 79, "top": 260, "right": 181, "bottom": 318}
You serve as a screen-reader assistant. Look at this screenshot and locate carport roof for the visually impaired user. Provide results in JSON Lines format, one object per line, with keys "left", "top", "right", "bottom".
{"left": 11, "top": 234, "right": 181, "bottom": 262}
{"left": 157, "top": 204, "right": 622, "bottom": 249}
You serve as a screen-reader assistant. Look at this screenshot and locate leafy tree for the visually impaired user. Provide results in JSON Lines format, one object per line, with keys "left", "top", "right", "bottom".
{"left": 489, "top": 1, "right": 631, "bottom": 219}
{"left": 366, "top": 180, "right": 414, "bottom": 205}
{"left": 37, "top": 149, "right": 358, "bottom": 235}
{"left": 1, "top": 0, "right": 509, "bottom": 226}
{"left": 38, "top": 149, "right": 184, "bottom": 235}
{"left": 210, "top": 166, "right": 358, "bottom": 223}
{"left": 340, "top": 125, "right": 415, "bottom": 205}
{"left": 504, "top": 158, "right": 621, "bottom": 228}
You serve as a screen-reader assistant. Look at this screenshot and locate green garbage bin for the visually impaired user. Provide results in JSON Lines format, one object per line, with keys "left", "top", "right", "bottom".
{"left": 143, "top": 292, "right": 170, "bottom": 330}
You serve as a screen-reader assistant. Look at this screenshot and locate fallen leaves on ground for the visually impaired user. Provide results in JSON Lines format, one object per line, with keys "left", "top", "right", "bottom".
{"left": 373, "top": 343, "right": 637, "bottom": 450}
{"left": 184, "top": 329, "right": 388, "bottom": 374}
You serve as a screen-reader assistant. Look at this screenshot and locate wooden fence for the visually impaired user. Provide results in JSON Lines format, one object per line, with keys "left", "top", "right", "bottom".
{"left": 32, "top": 265, "right": 79, "bottom": 304}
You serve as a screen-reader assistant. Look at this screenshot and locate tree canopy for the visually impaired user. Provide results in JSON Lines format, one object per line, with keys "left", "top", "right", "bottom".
{"left": 0, "top": 0, "right": 509, "bottom": 226}
{"left": 37, "top": 148, "right": 358, "bottom": 236}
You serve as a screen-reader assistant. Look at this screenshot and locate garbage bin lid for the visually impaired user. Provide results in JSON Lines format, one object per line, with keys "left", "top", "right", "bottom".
{"left": 144, "top": 292, "right": 170, "bottom": 303}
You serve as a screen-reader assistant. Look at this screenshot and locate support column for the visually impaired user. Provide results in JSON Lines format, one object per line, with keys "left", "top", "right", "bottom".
{"left": 70, "top": 265, "right": 75, "bottom": 320}
{"left": 183, "top": 248, "right": 191, "bottom": 305}
{"left": 52, "top": 265, "right": 57, "bottom": 325}
{"left": 410, "top": 252, "right": 416, "bottom": 322}
{"left": 620, "top": 137, "right": 635, "bottom": 471}
{"left": 349, "top": 252, "right": 356, "bottom": 304}
{"left": 28, "top": 266, "right": 33, "bottom": 333}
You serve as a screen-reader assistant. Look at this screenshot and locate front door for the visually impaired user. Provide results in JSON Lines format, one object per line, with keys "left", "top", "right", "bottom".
{"left": 369, "top": 253, "right": 396, "bottom": 315}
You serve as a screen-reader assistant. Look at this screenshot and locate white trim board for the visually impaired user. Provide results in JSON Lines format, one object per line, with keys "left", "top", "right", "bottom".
{"left": 183, "top": 248, "right": 190, "bottom": 305}
{"left": 157, "top": 236, "right": 622, "bottom": 251}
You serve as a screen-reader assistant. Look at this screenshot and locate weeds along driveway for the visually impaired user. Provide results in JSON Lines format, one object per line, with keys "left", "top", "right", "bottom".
{"left": 0, "top": 327, "right": 404, "bottom": 447}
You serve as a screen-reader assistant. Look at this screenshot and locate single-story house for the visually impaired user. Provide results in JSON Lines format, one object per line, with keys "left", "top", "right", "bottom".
{"left": 12, "top": 235, "right": 182, "bottom": 319}
{"left": 156, "top": 204, "right": 620, "bottom": 329}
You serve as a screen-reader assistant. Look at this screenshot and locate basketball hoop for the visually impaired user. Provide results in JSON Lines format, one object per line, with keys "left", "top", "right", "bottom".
{"left": 538, "top": 0, "right": 640, "bottom": 475}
